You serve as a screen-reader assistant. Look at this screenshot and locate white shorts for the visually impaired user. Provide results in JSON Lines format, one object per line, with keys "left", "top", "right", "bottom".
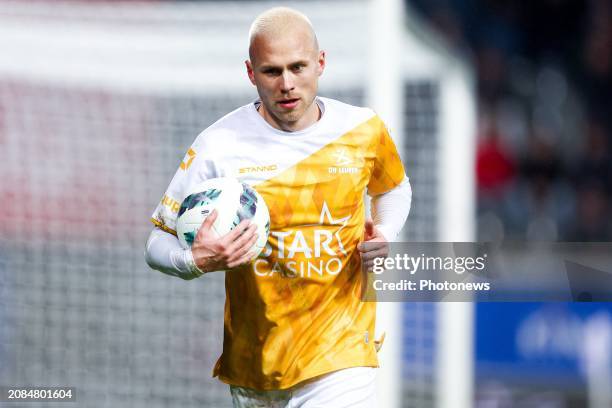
{"left": 230, "top": 367, "right": 378, "bottom": 408}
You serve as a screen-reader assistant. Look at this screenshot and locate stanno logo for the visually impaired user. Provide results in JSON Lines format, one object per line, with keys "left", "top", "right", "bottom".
{"left": 239, "top": 164, "right": 278, "bottom": 174}
{"left": 180, "top": 148, "right": 196, "bottom": 170}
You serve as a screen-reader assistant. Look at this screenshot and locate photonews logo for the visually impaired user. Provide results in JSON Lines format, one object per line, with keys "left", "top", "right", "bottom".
{"left": 253, "top": 201, "right": 350, "bottom": 278}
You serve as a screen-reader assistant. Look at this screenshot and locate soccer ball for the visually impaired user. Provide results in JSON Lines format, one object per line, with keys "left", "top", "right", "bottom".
{"left": 176, "top": 177, "right": 270, "bottom": 258}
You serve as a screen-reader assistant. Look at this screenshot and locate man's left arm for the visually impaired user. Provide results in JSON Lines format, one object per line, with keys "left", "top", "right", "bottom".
{"left": 358, "top": 177, "right": 412, "bottom": 267}
{"left": 359, "top": 115, "right": 412, "bottom": 265}
{"left": 370, "top": 177, "right": 412, "bottom": 241}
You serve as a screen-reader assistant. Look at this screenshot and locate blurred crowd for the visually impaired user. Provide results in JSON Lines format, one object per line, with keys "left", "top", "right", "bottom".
{"left": 409, "top": 0, "right": 612, "bottom": 241}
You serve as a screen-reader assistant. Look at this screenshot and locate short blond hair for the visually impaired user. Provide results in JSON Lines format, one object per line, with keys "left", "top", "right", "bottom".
{"left": 248, "top": 7, "right": 318, "bottom": 60}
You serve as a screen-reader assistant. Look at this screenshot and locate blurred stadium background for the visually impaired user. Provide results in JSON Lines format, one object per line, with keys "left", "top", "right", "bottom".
{"left": 0, "top": 1, "right": 610, "bottom": 408}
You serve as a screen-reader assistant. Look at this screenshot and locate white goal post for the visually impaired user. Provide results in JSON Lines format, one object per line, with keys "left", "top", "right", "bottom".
{"left": 368, "top": 1, "right": 476, "bottom": 407}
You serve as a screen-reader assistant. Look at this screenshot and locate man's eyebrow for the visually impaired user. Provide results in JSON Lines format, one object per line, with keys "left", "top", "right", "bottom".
{"left": 258, "top": 60, "right": 309, "bottom": 71}
{"left": 258, "top": 64, "right": 281, "bottom": 71}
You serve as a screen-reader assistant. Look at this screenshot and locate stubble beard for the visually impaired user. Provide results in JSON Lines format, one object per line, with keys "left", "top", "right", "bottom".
{"left": 283, "top": 95, "right": 316, "bottom": 125}
{"left": 261, "top": 93, "right": 318, "bottom": 131}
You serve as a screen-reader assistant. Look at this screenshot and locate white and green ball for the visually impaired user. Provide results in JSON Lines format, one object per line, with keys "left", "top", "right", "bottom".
{"left": 176, "top": 177, "right": 270, "bottom": 258}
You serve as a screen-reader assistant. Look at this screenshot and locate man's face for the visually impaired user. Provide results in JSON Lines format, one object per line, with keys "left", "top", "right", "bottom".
{"left": 246, "top": 27, "right": 325, "bottom": 132}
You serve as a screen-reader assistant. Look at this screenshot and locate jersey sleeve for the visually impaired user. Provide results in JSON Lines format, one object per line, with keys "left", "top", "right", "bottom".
{"left": 150, "top": 143, "right": 216, "bottom": 235}
{"left": 367, "top": 117, "right": 407, "bottom": 196}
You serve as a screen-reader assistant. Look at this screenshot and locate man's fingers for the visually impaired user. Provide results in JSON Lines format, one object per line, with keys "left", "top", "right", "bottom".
{"left": 227, "top": 229, "right": 258, "bottom": 262}
{"left": 364, "top": 257, "right": 386, "bottom": 269}
{"left": 196, "top": 209, "right": 218, "bottom": 240}
{"left": 227, "top": 224, "right": 257, "bottom": 252}
{"left": 202, "top": 208, "right": 218, "bottom": 228}
{"left": 364, "top": 258, "right": 384, "bottom": 268}
{"left": 364, "top": 219, "right": 375, "bottom": 238}
{"left": 361, "top": 248, "right": 388, "bottom": 263}
{"left": 221, "top": 218, "right": 252, "bottom": 244}
{"left": 358, "top": 240, "right": 387, "bottom": 252}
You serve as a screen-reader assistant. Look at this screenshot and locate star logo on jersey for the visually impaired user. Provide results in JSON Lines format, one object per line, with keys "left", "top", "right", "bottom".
{"left": 319, "top": 201, "right": 349, "bottom": 255}
{"left": 180, "top": 148, "right": 196, "bottom": 170}
{"left": 332, "top": 148, "right": 353, "bottom": 166}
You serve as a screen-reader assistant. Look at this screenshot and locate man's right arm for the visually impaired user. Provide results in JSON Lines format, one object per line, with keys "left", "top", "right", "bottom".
{"left": 145, "top": 228, "right": 203, "bottom": 280}
{"left": 145, "top": 209, "right": 258, "bottom": 280}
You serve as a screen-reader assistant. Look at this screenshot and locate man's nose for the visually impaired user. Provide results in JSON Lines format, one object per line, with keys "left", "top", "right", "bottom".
{"left": 280, "top": 72, "right": 295, "bottom": 92}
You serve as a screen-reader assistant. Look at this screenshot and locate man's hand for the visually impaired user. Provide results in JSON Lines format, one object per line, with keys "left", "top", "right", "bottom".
{"left": 191, "top": 209, "right": 258, "bottom": 274}
{"left": 358, "top": 219, "right": 389, "bottom": 271}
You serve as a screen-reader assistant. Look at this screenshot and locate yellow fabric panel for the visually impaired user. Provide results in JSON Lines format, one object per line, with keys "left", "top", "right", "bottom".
{"left": 367, "top": 117, "right": 406, "bottom": 195}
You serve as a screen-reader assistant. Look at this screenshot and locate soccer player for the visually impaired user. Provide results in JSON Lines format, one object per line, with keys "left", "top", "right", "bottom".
{"left": 145, "top": 7, "right": 411, "bottom": 407}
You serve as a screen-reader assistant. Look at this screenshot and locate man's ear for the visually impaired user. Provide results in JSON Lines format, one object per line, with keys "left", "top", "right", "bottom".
{"left": 317, "top": 50, "right": 326, "bottom": 76}
{"left": 245, "top": 60, "right": 256, "bottom": 85}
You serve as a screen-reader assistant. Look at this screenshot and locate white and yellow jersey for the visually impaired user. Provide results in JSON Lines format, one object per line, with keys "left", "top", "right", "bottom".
{"left": 151, "top": 97, "right": 407, "bottom": 390}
